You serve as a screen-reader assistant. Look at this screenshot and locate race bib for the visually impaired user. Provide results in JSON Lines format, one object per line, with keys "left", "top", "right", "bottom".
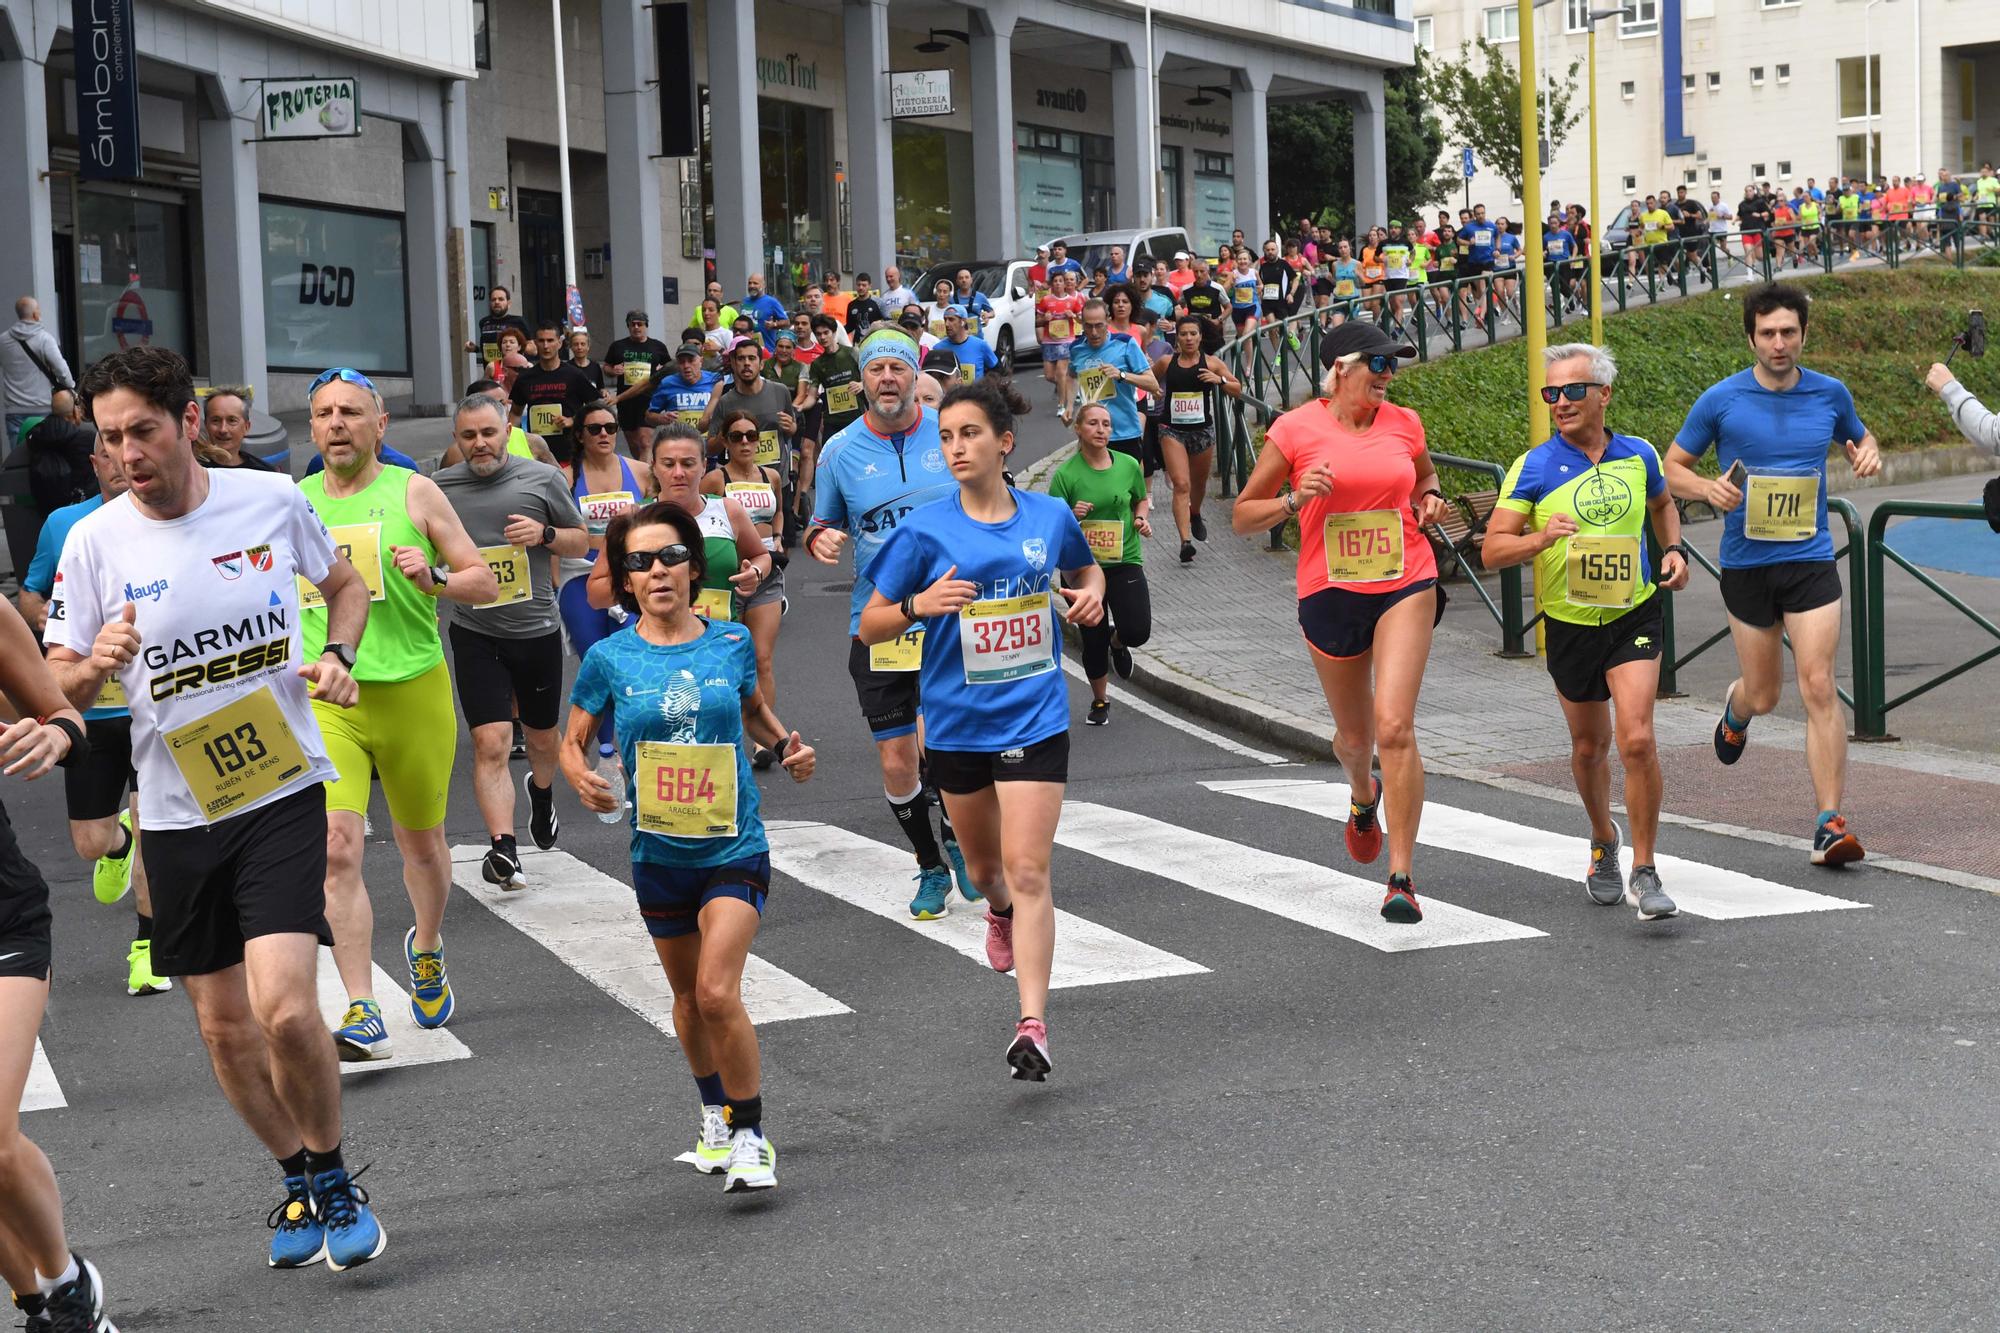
{"left": 1047, "top": 317, "right": 1075, "bottom": 341}
{"left": 300, "top": 522, "right": 384, "bottom": 610}
{"left": 674, "top": 409, "right": 705, "bottom": 428}
{"left": 1262, "top": 283, "right": 1282, "bottom": 300}
{"left": 634, "top": 741, "right": 738, "bottom": 839}
{"left": 1564, "top": 534, "right": 1640, "bottom": 609}
{"left": 476, "top": 544, "right": 531, "bottom": 607}
{"left": 930, "top": 317, "right": 947, "bottom": 337}
{"left": 481, "top": 340, "right": 501, "bottom": 364}
{"left": 1334, "top": 279, "right": 1357, "bottom": 298}
{"left": 1744, "top": 472, "right": 1819, "bottom": 542}
{"left": 622, "top": 362, "right": 651, "bottom": 386}
{"left": 1080, "top": 519, "right": 1124, "bottom": 563}
{"left": 825, "top": 382, "right": 860, "bottom": 415}
{"left": 1322, "top": 509, "right": 1405, "bottom": 584}
{"left": 527, "top": 402, "right": 564, "bottom": 436}
{"left": 579, "top": 491, "right": 636, "bottom": 536}
{"left": 755, "top": 429, "right": 782, "bottom": 468}
{"left": 92, "top": 677, "right": 128, "bottom": 710}
{"left": 957, "top": 363, "right": 977, "bottom": 383}
{"left": 958, "top": 592, "right": 1055, "bottom": 685}
{"left": 694, "top": 587, "right": 734, "bottom": 621}
{"left": 869, "top": 627, "right": 924, "bottom": 673}
{"left": 163, "top": 687, "right": 311, "bottom": 824}
{"left": 725, "top": 481, "right": 777, "bottom": 519}
{"left": 1169, "top": 390, "right": 1206, "bottom": 425}
{"left": 1077, "top": 367, "right": 1115, "bottom": 404}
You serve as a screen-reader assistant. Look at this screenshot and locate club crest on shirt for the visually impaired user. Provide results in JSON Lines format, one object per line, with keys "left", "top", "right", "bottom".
{"left": 247, "top": 545, "right": 274, "bottom": 572}
{"left": 211, "top": 551, "right": 244, "bottom": 580}
{"left": 1022, "top": 538, "right": 1047, "bottom": 570}
{"left": 920, "top": 448, "right": 946, "bottom": 473}
{"left": 1574, "top": 471, "right": 1633, "bottom": 526}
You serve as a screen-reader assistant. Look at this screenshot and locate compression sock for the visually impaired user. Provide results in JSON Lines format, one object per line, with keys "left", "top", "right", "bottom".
{"left": 134, "top": 912, "right": 151, "bottom": 941}
{"left": 278, "top": 1148, "right": 309, "bottom": 1179}
{"left": 1724, "top": 699, "right": 1750, "bottom": 733}
{"left": 695, "top": 1072, "right": 725, "bottom": 1107}
{"left": 887, "top": 785, "right": 944, "bottom": 869}
{"left": 107, "top": 826, "right": 133, "bottom": 861}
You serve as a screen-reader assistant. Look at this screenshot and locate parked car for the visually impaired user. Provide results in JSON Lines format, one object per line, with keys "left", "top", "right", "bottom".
{"left": 911, "top": 259, "right": 1042, "bottom": 376}
{"left": 1045, "top": 226, "right": 1195, "bottom": 281}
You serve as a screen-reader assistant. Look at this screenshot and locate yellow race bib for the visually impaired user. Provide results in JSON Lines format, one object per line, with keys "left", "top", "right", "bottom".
{"left": 634, "top": 741, "right": 738, "bottom": 839}
{"left": 1080, "top": 519, "right": 1124, "bottom": 563}
{"left": 1047, "top": 317, "right": 1075, "bottom": 341}
{"left": 1334, "top": 279, "right": 1357, "bottom": 298}
{"left": 674, "top": 409, "right": 705, "bottom": 429}
{"left": 1564, "top": 534, "right": 1640, "bottom": 609}
{"left": 869, "top": 628, "right": 924, "bottom": 673}
{"left": 1322, "top": 509, "right": 1405, "bottom": 584}
{"left": 621, "top": 362, "right": 652, "bottom": 386}
{"left": 163, "top": 687, "right": 311, "bottom": 824}
{"left": 476, "top": 544, "right": 531, "bottom": 607}
{"left": 92, "top": 677, "right": 128, "bottom": 710}
{"left": 694, "top": 587, "right": 734, "bottom": 622}
{"left": 1077, "top": 367, "right": 1115, "bottom": 404}
{"left": 526, "top": 402, "right": 564, "bottom": 436}
{"left": 1744, "top": 472, "right": 1819, "bottom": 542}
{"left": 754, "top": 430, "right": 782, "bottom": 468}
{"left": 481, "top": 340, "right": 501, "bottom": 364}
{"left": 825, "top": 382, "right": 860, "bottom": 415}
{"left": 958, "top": 593, "right": 1055, "bottom": 684}
{"left": 300, "top": 523, "right": 385, "bottom": 610}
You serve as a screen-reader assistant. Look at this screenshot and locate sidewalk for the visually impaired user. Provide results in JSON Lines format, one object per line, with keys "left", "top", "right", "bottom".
{"left": 1022, "top": 448, "right": 2000, "bottom": 891}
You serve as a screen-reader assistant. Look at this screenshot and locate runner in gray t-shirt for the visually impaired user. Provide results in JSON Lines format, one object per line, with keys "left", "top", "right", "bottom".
{"left": 432, "top": 398, "right": 589, "bottom": 887}
{"left": 701, "top": 340, "right": 799, "bottom": 537}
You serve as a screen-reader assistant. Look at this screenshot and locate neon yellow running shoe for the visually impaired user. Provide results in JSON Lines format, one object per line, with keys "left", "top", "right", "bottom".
{"left": 126, "top": 939, "right": 172, "bottom": 996}
{"left": 93, "top": 810, "right": 135, "bottom": 905}
{"left": 692, "top": 1105, "right": 732, "bottom": 1174}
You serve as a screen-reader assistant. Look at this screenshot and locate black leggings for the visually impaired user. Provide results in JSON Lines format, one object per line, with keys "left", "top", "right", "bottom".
{"left": 1079, "top": 564, "right": 1152, "bottom": 680}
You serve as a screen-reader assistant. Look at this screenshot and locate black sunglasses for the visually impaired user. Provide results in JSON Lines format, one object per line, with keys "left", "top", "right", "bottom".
{"left": 725, "top": 428, "right": 759, "bottom": 442}
{"left": 1348, "top": 353, "right": 1398, "bottom": 374}
{"left": 1539, "top": 382, "right": 1605, "bottom": 403}
{"left": 620, "top": 544, "right": 692, "bottom": 572}
{"left": 581, "top": 421, "right": 616, "bottom": 435}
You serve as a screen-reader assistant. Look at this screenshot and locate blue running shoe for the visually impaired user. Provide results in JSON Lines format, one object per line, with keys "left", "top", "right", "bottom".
{"left": 403, "top": 927, "right": 453, "bottom": 1030}
{"left": 908, "top": 865, "right": 951, "bottom": 920}
{"left": 333, "top": 1000, "right": 393, "bottom": 1062}
{"left": 313, "top": 1165, "right": 386, "bottom": 1272}
{"left": 268, "top": 1175, "right": 325, "bottom": 1268}
{"left": 943, "top": 839, "right": 982, "bottom": 904}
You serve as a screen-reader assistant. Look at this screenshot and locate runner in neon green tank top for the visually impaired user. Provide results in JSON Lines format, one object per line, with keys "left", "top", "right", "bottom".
{"left": 299, "top": 371, "right": 500, "bottom": 1060}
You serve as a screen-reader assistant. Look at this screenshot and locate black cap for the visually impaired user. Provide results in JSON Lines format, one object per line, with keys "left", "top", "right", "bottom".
{"left": 1318, "top": 321, "right": 1418, "bottom": 370}
{"left": 920, "top": 346, "right": 960, "bottom": 378}
{"left": 676, "top": 340, "right": 705, "bottom": 358}
{"left": 899, "top": 304, "right": 927, "bottom": 327}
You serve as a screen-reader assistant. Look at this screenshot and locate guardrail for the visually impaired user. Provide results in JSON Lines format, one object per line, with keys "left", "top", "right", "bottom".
{"left": 1857, "top": 500, "right": 1999, "bottom": 741}
{"left": 1426, "top": 451, "right": 1533, "bottom": 658}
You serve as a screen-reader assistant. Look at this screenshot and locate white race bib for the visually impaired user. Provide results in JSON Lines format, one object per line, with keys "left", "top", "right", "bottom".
{"left": 958, "top": 593, "right": 1055, "bottom": 685}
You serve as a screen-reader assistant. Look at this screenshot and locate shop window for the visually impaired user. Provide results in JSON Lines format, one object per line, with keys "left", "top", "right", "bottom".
{"left": 260, "top": 198, "right": 410, "bottom": 375}
{"left": 75, "top": 186, "right": 194, "bottom": 371}
{"left": 473, "top": 0, "right": 490, "bottom": 69}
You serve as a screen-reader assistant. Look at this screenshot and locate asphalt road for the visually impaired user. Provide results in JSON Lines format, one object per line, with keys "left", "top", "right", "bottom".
{"left": 16, "top": 413, "right": 2000, "bottom": 1332}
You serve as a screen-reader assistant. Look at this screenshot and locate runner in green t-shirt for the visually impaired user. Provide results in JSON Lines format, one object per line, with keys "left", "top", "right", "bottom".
{"left": 1046, "top": 402, "right": 1152, "bottom": 727}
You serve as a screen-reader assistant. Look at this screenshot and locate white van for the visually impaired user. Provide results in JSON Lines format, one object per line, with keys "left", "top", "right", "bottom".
{"left": 1045, "top": 226, "right": 1195, "bottom": 279}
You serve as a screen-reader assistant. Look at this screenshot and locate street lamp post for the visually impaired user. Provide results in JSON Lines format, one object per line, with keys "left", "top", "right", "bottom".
{"left": 1584, "top": 6, "right": 1632, "bottom": 347}
{"left": 1518, "top": 0, "right": 1548, "bottom": 442}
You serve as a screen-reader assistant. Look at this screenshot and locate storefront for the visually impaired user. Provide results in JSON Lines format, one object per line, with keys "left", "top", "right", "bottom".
{"left": 72, "top": 182, "right": 195, "bottom": 370}
{"left": 258, "top": 198, "right": 410, "bottom": 376}
{"left": 892, "top": 121, "right": 974, "bottom": 267}
{"left": 759, "top": 96, "right": 833, "bottom": 300}
{"left": 1192, "top": 151, "right": 1236, "bottom": 257}
{"left": 1015, "top": 123, "right": 1115, "bottom": 245}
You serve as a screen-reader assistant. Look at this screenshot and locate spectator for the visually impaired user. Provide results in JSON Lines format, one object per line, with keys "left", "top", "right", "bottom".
{"left": 2, "top": 296, "right": 74, "bottom": 449}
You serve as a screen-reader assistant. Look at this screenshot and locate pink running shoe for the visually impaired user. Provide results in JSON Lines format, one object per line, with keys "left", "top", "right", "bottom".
{"left": 1007, "top": 1017, "right": 1051, "bottom": 1082}
{"left": 984, "top": 908, "right": 1015, "bottom": 973}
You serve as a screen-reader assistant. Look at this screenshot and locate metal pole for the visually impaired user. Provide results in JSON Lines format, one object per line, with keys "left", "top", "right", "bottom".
{"left": 1863, "top": 1, "right": 1876, "bottom": 187}
{"left": 552, "top": 0, "right": 582, "bottom": 323}
{"left": 1912, "top": 0, "right": 1922, "bottom": 177}
{"left": 1146, "top": 4, "right": 1158, "bottom": 228}
{"left": 1588, "top": 22, "right": 1603, "bottom": 346}
{"left": 1518, "top": 0, "right": 1549, "bottom": 443}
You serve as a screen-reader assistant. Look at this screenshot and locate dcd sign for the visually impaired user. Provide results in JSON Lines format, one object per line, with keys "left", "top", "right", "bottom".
{"left": 299, "top": 266, "right": 357, "bottom": 307}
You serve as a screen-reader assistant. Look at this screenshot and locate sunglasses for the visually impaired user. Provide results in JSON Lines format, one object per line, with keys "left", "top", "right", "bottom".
{"left": 1539, "top": 382, "right": 1604, "bottom": 403}
{"left": 581, "top": 421, "right": 617, "bottom": 435}
{"left": 308, "top": 366, "right": 378, "bottom": 396}
{"left": 620, "top": 544, "right": 692, "bottom": 572}
{"left": 1347, "top": 353, "right": 1398, "bottom": 374}
{"left": 725, "top": 429, "right": 759, "bottom": 442}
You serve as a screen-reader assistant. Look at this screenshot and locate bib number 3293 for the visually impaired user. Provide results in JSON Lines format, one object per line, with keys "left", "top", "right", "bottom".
{"left": 1565, "top": 534, "right": 1640, "bottom": 609}
{"left": 163, "top": 687, "right": 310, "bottom": 823}
{"left": 1744, "top": 472, "right": 1819, "bottom": 542}
{"left": 1322, "top": 510, "right": 1405, "bottom": 583}
{"left": 634, "top": 741, "right": 738, "bottom": 839}
{"left": 959, "top": 593, "right": 1055, "bottom": 684}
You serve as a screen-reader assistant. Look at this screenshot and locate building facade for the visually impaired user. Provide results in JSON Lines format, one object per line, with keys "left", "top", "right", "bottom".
{"left": 0, "top": 0, "right": 1412, "bottom": 417}
{"left": 1414, "top": 0, "right": 2000, "bottom": 218}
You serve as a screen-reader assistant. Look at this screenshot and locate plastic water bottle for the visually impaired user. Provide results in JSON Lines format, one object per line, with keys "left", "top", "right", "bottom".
{"left": 595, "top": 746, "right": 627, "bottom": 825}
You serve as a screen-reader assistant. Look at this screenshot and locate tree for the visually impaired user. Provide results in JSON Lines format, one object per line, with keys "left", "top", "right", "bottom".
{"left": 1422, "top": 36, "right": 1584, "bottom": 201}
{"left": 1264, "top": 63, "right": 1457, "bottom": 237}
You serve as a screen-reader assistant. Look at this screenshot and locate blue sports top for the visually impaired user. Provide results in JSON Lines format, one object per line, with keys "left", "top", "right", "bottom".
{"left": 1067, "top": 336, "right": 1152, "bottom": 441}
{"left": 810, "top": 406, "right": 956, "bottom": 634}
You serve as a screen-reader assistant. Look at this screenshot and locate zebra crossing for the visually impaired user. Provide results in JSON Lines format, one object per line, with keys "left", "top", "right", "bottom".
{"left": 22, "top": 788, "right": 1871, "bottom": 1113}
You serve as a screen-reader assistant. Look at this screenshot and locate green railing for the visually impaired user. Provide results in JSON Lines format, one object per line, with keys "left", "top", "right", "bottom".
{"left": 1857, "top": 501, "right": 2000, "bottom": 741}
{"left": 1427, "top": 452, "right": 1533, "bottom": 658}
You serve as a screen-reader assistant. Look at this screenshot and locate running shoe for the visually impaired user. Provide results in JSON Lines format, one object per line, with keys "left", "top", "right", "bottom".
{"left": 333, "top": 1000, "right": 393, "bottom": 1062}
{"left": 524, "top": 773, "right": 559, "bottom": 850}
{"left": 481, "top": 844, "right": 528, "bottom": 892}
{"left": 38, "top": 1254, "right": 112, "bottom": 1333}
{"left": 1190, "top": 509, "right": 1208, "bottom": 542}
{"left": 1110, "top": 639, "right": 1134, "bottom": 680}
{"left": 908, "top": 865, "right": 952, "bottom": 920}
{"left": 92, "top": 809, "right": 135, "bottom": 905}
{"left": 510, "top": 719, "right": 527, "bottom": 761}
{"left": 1086, "top": 699, "right": 1111, "bottom": 726}
{"left": 984, "top": 908, "right": 1015, "bottom": 973}
{"left": 1586, "top": 826, "right": 1625, "bottom": 906}
{"left": 1380, "top": 873, "right": 1423, "bottom": 924}
{"left": 723, "top": 1129, "right": 777, "bottom": 1192}
{"left": 1713, "top": 686, "right": 1748, "bottom": 765}
{"left": 312, "top": 1165, "right": 386, "bottom": 1272}
{"left": 403, "top": 927, "right": 453, "bottom": 1030}
{"left": 943, "top": 838, "right": 981, "bottom": 903}
{"left": 1007, "top": 1017, "right": 1051, "bottom": 1082}
{"left": 124, "top": 940, "right": 170, "bottom": 997}
{"left": 751, "top": 746, "right": 776, "bottom": 771}
{"left": 10, "top": 1292, "right": 48, "bottom": 1333}
{"left": 1344, "top": 786, "right": 1382, "bottom": 864}
{"left": 1179, "top": 540, "right": 1196, "bottom": 564}
{"left": 692, "top": 1105, "right": 732, "bottom": 1175}
{"left": 1810, "top": 815, "right": 1865, "bottom": 867}
{"left": 1626, "top": 865, "right": 1679, "bottom": 921}
{"left": 268, "top": 1175, "right": 326, "bottom": 1268}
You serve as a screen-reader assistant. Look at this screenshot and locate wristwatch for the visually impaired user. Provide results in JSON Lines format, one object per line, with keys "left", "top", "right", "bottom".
{"left": 322, "top": 642, "right": 357, "bottom": 670}
{"left": 430, "top": 563, "right": 451, "bottom": 586}
{"left": 541, "top": 523, "right": 557, "bottom": 547}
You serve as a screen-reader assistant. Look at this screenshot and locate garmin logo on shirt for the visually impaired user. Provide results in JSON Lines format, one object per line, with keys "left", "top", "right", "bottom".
{"left": 123, "top": 578, "right": 170, "bottom": 603}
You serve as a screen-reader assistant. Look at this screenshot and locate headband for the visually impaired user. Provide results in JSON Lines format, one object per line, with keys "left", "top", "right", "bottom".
{"left": 859, "top": 329, "right": 919, "bottom": 372}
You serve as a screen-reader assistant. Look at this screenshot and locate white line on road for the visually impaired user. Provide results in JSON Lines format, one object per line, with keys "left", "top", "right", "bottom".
{"left": 317, "top": 954, "right": 475, "bottom": 1072}
{"left": 1054, "top": 802, "right": 1546, "bottom": 952}
{"left": 20, "top": 1040, "right": 63, "bottom": 1113}
{"left": 765, "top": 820, "right": 1210, "bottom": 988}
{"left": 451, "top": 845, "right": 851, "bottom": 1027}
{"left": 1059, "top": 658, "right": 1293, "bottom": 767}
{"left": 1206, "top": 779, "right": 1868, "bottom": 920}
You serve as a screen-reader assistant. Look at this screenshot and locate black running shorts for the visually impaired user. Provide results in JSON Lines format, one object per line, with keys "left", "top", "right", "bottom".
{"left": 927, "top": 732, "right": 1070, "bottom": 795}
{"left": 1543, "top": 597, "right": 1665, "bottom": 704}
{"left": 1719, "top": 559, "right": 1842, "bottom": 630}
{"left": 63, "top": 715, "right": 136, "bottom": 822}
{"left": 450, "top": 623, "right": 566, "bottom": 731}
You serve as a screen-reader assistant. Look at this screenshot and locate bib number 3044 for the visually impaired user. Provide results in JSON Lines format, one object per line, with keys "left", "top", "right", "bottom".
{"left": 959, "top": 593, "right": 1055, "bottom": 684}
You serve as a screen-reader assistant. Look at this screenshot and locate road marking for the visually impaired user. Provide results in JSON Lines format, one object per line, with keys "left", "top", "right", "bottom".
{"left": 1206, "top": 779, "right": 1868, "bottom": 920}
{"left": 765, "top": 820, "right": 1210, "bottom": 987}
{"left": 1054, "top": 802, "right": 1545, "bottom": 952}
{"left": 452, "top": 845, "right": 850, "bottom": 1027}
{"left": 317, "top": 953, "right": 475, "bottom": 1072}
{"left": 1058, "top": 658, "right": 1293, "bottom": 766}
{"left": 20, "top": 1040, "right": 63, "bottom": 1113}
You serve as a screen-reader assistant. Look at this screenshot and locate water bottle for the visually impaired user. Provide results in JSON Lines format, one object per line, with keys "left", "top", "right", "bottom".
{"left": 595, "top": 745, "right": 627, "bottom": 825}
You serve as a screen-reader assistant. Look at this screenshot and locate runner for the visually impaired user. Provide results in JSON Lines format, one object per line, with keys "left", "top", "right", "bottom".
{"left": 434, "top": 393, "right": 591, "bottom": 889}
{"left": 936, "top": 306, "right": 999, "bottom": 381}
{"left": 48, "top": 345, "right": 386, "bottom": 1270}
{"left": 801, "top": 313, "right": 863, "bottom": 521}
{"left": 646, "top": 342, "right": 722, "bottom": 437}
{"left": 702, "top": 336, "right": 796, "bottom": 483}
{"left": 561, "top": 501, "right": 815, "bottom": 1192}
{"left": 860, "top": 376, "right": 1104, "bottom": 1080}
{"left": 1036, "top": 270, "right": 1082, "bottom": 419}
{"left": 702, "top": 409, "right": 788, "bottom": 764}
{"left": 1047, "top": 402, "right": 1151, "bottom": 726}
{"left": 0, "top": 598, "right": 119, "bottom": 1331}
{"left": 602, "top": 310, "right": 672, "bottom": 457}
{"left": 1229, "top": 323, "right": 1448, "bottom": 923}
{"left": 1151, "top": 314, "right": 1243, "bottom": 561}
{"left": 804, "top": 329, "right": 974, "bottom": 918}
{"left": 467, "top": 284, "right": 532, "bottom": 368}
{"left": 1067, "top": 299, "right": 1159, "bottom": 470}
{"left": 510, "top": 321, "right": 599, "bottom": 444}
{"left": 1482, "top": 344, "right": 1692, "bottom": 922}
{"left": 16, "top": 428, "right": 168, "bottom": 997}
{"left": 1663, "top": 283, "right": 1881, "bottom": 865}
{"left": 1226, "top": 247, "right": 1262, "bottom": 339}
{"left": 199, "top": 386, "right": 277, "bottom": 471}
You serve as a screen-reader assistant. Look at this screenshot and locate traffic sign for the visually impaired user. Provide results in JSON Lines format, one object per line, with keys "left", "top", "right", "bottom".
{"left": 1462, "top": 147, "right": 1476, "bottom": 178}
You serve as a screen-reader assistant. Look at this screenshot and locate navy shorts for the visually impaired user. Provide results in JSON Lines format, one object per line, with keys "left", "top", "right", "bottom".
{"left": 631, "top": 854, "right": 770, "bottom": 939}
{"left": 1299, "top": 579, "right": 1444, "bottom": 660}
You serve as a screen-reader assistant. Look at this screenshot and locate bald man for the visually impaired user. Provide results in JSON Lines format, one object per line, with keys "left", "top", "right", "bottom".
{"left": 3, "top": 296, "right": 74, "bottom": 449}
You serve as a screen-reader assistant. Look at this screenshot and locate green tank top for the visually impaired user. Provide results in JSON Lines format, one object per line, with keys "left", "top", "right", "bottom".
{"left": 694, "top": 495, "right": 741, "bottom": 622}
{"left": 300, "top": 465, "right": 442, "bottom": 683}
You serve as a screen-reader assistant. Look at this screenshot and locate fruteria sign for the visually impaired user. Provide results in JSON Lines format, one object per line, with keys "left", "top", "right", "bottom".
{"left": 261, "top": 77, "right": 361, "bottom": 139}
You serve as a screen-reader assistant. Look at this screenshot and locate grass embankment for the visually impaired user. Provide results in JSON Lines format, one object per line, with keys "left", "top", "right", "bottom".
{"left": 1385, "top": 266, "right": 2000, "bottom": 482}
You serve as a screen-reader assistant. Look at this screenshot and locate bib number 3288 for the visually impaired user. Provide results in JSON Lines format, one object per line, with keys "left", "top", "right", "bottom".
{"left": 959, "top": 593, "right": 1055, "bottom": 684}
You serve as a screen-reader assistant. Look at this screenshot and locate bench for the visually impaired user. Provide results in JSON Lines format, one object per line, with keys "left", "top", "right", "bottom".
{"left": 1425, "top": 489, "right": 1500, "bottom": 580}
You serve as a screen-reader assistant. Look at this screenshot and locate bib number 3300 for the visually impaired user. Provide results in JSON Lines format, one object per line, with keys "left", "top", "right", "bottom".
{"left": 959, "top": 593, "right": 1055, "bottom": 684}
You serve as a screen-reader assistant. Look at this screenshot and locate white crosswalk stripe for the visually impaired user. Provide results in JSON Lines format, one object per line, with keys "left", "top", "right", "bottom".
{"left": 1205, "top": 779, "right": 1869, "bottom": 920}
{"left": 317, "top": 954, "right": 475, "bottom": 1072}
{"left": 1055, "top": 802, "right": 1547, "bottom": 952}
{"left": 20, "top": 1040, "right": 63, "bottom": 1113}
{"left": 452, "top": 845, "right": 852, "bottom": 1027}
{"left": 766, "top": 820, "right": 1211, "bottom": 987}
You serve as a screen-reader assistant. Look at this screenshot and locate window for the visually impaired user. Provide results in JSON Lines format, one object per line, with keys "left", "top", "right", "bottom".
{"left": 1565, "top": 0, "right": 1590, "bottom": 32}
{"left": 1620, "top": 80, "right": 1636, "bottom": 99}
{"left": 1776, "top": 64, "right": 1790, "bottom": 83}
{"left": 1751, "top": 162, "right": 1766, "bottom": 179}
{"left": 1621, "top": 0, "right": 1658, "bottom": 36}
{"left": 473, "top": 0, "right": 490, "bottom": 69}
{"left": 1622, "top": 175, "right": 1637, "bottom": 193}
{"left": 1684, "top": 169, "right": 1699, "bottom": 185}
{"left": 259, "top": 198, "right": 410, "bottom": 375}
{"left": 1682, "top": 74, "right": 1695, "bottom": 95}
{"left": 1707, "top": 72, "right": 1722, "bottom": 91}
{"left": 1415, "top": 15, "right": 1434, "bottom": 50}
{"left": 1750, "top": 67, "right": 1765, "bottom": 86}
{"left": 1837, "top": 56, "right": 1882, "bottom": 119}
{"left": 1709, "top": 167, "right": 1724, "bottom": 183}
{"left": 1483, "top": 6, "right": 1519, "bottom": 42}
{"left": 1838, "top": 132, "right": 1882, "bottom": 181}
{"left": 1761, "top": 0, "right": 1798, "bottom": 7}
{"left": 1778, "top": 161, "right": 1792, "bottom": 179}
